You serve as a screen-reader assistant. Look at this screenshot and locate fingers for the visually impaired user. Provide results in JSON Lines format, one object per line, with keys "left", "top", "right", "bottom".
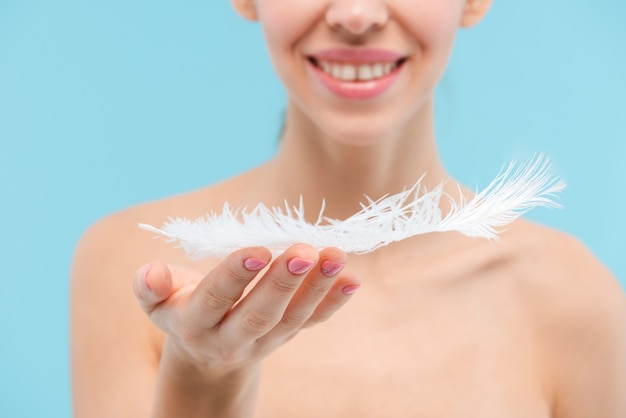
{"left": 268, "top": 247, "right": 347, "bottom": 329}
{"left": 255, "top": 247, "right": 356, "bottom": 347}
{"left": 219, "top": 244, "right": 320, "bottom": 340}
{"left": 303, "top": 273, "right": 360, "bottom": 327}
{"left": 221, "top": 246, "right": 360, "bottom": 346}
{"left": 134, "top": 245, "right": 360, "bottom": 363}
{"left": 185, "top": 247, "right": 273, "bottom": 330}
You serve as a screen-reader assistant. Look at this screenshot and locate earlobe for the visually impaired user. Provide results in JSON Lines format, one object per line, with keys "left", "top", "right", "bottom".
{"left": 231, "top": 0, "right": 258, "bottom": 21}
{"left": 460, "top": 0, "right": 493, "bottom": 28}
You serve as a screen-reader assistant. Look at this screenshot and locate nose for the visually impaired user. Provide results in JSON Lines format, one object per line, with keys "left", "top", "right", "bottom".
{"left": 325, "top": 0, "right": 389, "bottom": 36}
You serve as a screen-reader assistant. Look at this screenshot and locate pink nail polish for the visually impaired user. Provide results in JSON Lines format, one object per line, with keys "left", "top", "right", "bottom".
{"left": 142, "top": 265, "right": 153, "bottom": 291}
{"left": 244, "top": 257, "right": 270, "bottom": 271}
{"left": 287, "top": 258, "right": 315, "bottom": 275}
{"left": 342, "top": 284, "right": 360, "bottom": 295}
{"left": 321, "top": 260, "right": 344, "bottom": 276}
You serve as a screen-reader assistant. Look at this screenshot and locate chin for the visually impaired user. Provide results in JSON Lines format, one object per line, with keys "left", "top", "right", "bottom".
{"left": 318, "top": 112, "right": 405, "bottom": 148}
{"left": 329, "top": 129, "right": 389, "bottom": 147}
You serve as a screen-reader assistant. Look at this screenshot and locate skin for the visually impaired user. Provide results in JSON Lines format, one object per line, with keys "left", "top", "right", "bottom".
{"left": 71, "top": 0, "right": 626, "bottom": 417}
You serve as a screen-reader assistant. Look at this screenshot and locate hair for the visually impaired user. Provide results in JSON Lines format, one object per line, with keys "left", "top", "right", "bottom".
{"left": 277, "top": 108, "right": 286, "bottom": 143}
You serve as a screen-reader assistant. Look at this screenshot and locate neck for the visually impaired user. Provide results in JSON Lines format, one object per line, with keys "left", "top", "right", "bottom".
{"left": 256, "top": 99, "right": 451, "bottom": 221}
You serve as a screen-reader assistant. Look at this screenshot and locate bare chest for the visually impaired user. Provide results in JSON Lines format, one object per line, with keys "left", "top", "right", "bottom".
{"left": 255, "top": 277, "right": 552, "bottom": 418}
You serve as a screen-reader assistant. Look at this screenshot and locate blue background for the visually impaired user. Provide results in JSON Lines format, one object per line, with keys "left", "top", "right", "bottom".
{"left": 0, "top": 1, "right": 624, "bottom": 416}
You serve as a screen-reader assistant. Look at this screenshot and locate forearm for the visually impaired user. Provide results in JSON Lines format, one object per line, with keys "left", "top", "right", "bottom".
{"left": 152, "top": 339, "right": 262, "bottom": 418}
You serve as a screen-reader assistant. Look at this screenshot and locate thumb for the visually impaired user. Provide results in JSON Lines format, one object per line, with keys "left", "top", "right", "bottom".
{"left": 133, "top": 262, "right": 174, "bottom": 314}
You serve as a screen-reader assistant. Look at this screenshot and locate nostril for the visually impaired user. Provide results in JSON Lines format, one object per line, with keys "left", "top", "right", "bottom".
{"left": 325, "top": 3, "right": 389, "bottom": 36}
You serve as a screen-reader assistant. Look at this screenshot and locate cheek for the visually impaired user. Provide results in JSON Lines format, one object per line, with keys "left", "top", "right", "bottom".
{"left": 257, "top": 0, "right": 314, "bottom": 82}
{"left": 400, "top": 0, "right": 464, "bottom": 42}
{"left": 398, "top": 0, "right": 463, "bottom": 49}
{"left": 256, "top": 0, "right": 317, "bottom": 64}
{"left": 396, "top": 0, "right": 464, "bottom": 93}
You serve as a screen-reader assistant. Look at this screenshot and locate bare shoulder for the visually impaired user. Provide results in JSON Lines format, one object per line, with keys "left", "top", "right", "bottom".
{"left": 505, "top": 221, "right": 624, "bottom": 313}
{"left": 70, "top": 199, "right": 173, "bottom": 416}
{"left": 505, "top": 221, "right": 625, "bottom": 331}
{"left": 70, "top": 167, "right": 264, "bottom": 417}
{"left": 71, "top": 168, "right": 259, "bottom": 333}
{"left": 73, "top": 165, "right": 265, "bottom": 270}
{"left": 503, "top": 221, "right": 626, "bottom": 417}
{"left": 72, "top": 187, "right": 216, "bottom": 280}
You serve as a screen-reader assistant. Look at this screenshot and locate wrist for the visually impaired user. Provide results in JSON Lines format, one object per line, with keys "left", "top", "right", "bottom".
{"left": 162, "top": 336, "right": 261, "bottom": 384}
{"left": 153, "top": 338, "right": 262, "bottom": 418}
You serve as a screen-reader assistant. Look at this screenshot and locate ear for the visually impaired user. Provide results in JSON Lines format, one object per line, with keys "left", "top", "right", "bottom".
{"left": 460, "top": 0, "right": 493, "bottom": 28}
{"left": 231, "top": 0, "right": 259, "bottom": 21}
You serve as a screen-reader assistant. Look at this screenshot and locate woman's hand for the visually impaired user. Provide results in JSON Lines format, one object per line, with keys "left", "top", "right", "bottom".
{"left": 132, "top": 244, "right": 360, "bottom": 375}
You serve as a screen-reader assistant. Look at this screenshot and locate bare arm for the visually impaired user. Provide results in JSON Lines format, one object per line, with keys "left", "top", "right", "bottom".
{"left": 71, "top": 215, "right": 360, "bottom": 418}
{"left": 71, "top": 218, "right": 161, "bottom": 417}
{"left": 546, "top": 245, "right": 626, "bottom": 417}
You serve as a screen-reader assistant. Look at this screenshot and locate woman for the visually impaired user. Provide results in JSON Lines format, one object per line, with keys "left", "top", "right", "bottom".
{"left": 71, "top": 0, "right": 626, "bottom": 416}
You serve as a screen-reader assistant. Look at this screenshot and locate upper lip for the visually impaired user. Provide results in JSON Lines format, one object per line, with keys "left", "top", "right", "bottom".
{"left": 308, "top": 48, "right": 407, "bottom": 64}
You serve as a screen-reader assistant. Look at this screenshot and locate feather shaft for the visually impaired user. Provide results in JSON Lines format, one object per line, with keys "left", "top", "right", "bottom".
{"left": 139, "top": 155, "right": 566, "bottom": 259}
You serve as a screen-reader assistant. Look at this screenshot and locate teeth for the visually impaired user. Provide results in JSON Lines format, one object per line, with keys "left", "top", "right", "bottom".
{"left": 340, "top": 64, "right": 357, "bottom": 81}
{"left": 358, "top": 64, "right": 373, "bottom": 81}
{"left": 316, "top": 60, "right": 399, "bottom": 82}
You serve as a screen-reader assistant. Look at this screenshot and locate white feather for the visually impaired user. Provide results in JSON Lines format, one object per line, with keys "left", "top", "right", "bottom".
{"left": 139, "top": 155, "right": 566, "bottom": 259}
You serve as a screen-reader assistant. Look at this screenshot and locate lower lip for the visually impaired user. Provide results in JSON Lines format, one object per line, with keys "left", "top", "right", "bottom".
{"left": 309, "top": 61, "right": 402, "bottom": 101}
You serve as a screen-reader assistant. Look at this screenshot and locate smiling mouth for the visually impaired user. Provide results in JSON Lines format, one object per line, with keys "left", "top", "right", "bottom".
{"left": 308, "top": 57, "right": 407, "bottom": 82}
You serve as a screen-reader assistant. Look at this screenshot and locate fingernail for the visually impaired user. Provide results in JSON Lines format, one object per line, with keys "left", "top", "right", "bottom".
{"left": 287, "top": 257, "right": 315, "bottom": 275}
{"left": 244, "top": 257, "right": 270, "bottom": 271}
{"left": 321, "top": 260, "right": 344, "bottom": 276}
{"left": 142, "top": 265, "right": 153, "bottom": 291}
{"left": 342, "top": 284, "right": 360, "bottom": 295}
